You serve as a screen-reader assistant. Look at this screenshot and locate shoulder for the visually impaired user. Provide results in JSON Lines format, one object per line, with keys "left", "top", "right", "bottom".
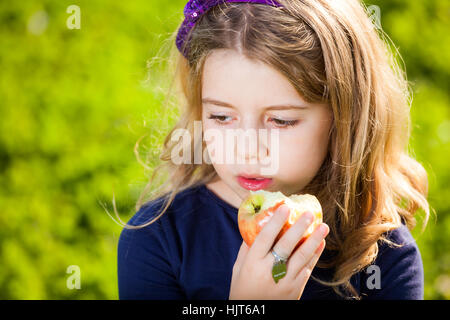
{"left": 117, "top": 183, "right": 212, "bottom": 247}
{"left": 117, "top": 186, "right": 205, "bottom": 300}
{"left": 361, "top": 223, "right": 424, "bottom": 299}
{"left": 126, "top": 184, "right": 205, "bottom": 228}
{"left": 382, "top": 222, "right": 417, "bottom": 247}
{"left": 377, "top": 223, "right": 422, "bottom": 269}
{"left": 118, "top": 184, "right": 206, "bottom": 249}
{"left": 117, "top": 185, "right": 205, "bottom": 273}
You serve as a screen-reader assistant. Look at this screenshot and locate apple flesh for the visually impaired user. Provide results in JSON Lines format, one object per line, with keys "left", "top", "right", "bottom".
{"left": 238, "top": 190, "right": 323, "bottom": 250}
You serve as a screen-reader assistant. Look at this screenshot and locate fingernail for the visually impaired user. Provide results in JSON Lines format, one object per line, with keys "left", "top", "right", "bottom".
{"left": 279, "top": 205, "right": 289, "bottom": 216}
{"left": 319, "top": 223, "right": 329, "bottom": 236}
{"left": 304, "top": 211, "right": 314, "bottom": 224}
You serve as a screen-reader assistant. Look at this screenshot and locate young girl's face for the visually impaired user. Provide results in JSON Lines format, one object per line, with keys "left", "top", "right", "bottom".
{"left": 202, "top": 49, "right": 333, "bottom": 208}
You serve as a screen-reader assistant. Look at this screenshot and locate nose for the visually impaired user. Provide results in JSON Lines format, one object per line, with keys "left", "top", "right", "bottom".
{"left": 233, "top": 120, "right": 269, "bottom": 164}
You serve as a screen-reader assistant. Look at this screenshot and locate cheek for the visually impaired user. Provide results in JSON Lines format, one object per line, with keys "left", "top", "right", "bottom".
{"left": 211, "top": 163, "right": 230, "bottom": 176}
{"left": 202, "top": 120, "right": 232, "bottom": 175}
{"left": 203, "top": 123, "right": 223, "bottom": 159}
{"left": 275, "top": 123, "right": 331, "bottom": 180}
{"left": 276, "top": 137, "right": 313, "bottom": 178}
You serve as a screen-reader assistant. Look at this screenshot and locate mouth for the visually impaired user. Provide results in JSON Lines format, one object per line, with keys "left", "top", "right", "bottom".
{"left": 237, "top": 174, "right": 273, "bottom": 191}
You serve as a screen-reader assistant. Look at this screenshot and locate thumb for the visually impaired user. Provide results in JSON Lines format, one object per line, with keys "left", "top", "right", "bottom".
{"left": 233, "top": 241, "right": 249, "bottom": 274}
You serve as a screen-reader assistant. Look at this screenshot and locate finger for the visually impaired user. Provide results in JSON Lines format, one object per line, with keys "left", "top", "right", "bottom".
{"left": 232, "top": 241, "right": 249, "bottom": 275}
{"left": 277, "top": 240, "right": 326, "bottom": 294}
{"left": 271, "top": 210, "right": 315, "bottom": 259}
{"left": 249, "top": 204, "right": 290, "bottom": 260}
{"left": 294, "top": 239, "right": 326, "bottom": 284}
{"left": 285, "top": 223, "right": 329, "bottom": 277}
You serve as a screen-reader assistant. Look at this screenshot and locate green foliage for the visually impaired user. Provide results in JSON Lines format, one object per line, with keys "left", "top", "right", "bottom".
{"left": 366, "top": 0, "right": 450, "bottom": 299}
{"left": 0, "top": 0, "right": 448, "bottom": 299}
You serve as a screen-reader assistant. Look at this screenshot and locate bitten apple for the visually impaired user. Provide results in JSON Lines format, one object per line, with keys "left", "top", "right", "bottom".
{"left": 238, "top": 190, "right": 323, "bottom": 250}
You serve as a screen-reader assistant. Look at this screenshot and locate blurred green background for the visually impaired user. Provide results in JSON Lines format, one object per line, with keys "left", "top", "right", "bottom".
{"left": 0, "top": 0, "right": 448, "bottom": 299}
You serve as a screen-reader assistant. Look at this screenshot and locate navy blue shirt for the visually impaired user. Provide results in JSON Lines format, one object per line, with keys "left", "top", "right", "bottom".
{"left": 117, "top": 184, "right": 424, "bottom": 300}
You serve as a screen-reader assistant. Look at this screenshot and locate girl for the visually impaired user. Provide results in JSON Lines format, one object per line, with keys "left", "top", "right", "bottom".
{"left": 117, "top": 0, "right": 430, "bottom": 300}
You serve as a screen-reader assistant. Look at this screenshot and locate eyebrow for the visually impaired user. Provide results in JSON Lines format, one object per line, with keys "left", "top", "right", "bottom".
{"left": 201, "top": 98, "right": 309, "bottom": 110}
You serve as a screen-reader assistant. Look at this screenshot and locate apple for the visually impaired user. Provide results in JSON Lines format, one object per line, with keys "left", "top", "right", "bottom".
{"left": 238, "top": 190, "right": 323, "bottom": 250}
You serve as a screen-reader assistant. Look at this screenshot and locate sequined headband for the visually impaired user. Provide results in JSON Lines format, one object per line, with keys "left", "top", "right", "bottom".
{"left": 176, "top": 0, "right": 283, "bottom": 58}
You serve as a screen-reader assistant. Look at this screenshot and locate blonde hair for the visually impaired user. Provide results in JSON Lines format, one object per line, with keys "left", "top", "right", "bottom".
{"left": 112, "top": 0, "right": 431, "bottom": 299}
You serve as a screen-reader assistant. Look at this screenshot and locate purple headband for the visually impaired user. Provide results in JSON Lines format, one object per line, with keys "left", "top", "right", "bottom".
{"left": 176, "top": 0, "right": 283, "bottom": 58}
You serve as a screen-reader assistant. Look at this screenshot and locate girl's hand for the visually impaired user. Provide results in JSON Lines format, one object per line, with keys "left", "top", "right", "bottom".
{"left": 229, "top": 204, "right": 329, "bottom": 300}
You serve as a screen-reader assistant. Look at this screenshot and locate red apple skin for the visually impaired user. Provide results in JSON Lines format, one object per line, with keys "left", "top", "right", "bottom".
{"left": 238, "top": 200, "right": 285, "bottom": 248}
{"left": 238, "top": 199, "right": 322, "bottom": 251}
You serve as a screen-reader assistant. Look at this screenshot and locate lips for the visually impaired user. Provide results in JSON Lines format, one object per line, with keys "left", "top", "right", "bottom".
{"left": 237, "top": 175, "right": 273, "bottom": 191}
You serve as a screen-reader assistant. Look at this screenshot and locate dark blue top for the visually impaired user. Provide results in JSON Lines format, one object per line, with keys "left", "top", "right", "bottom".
{"left": 117, "top": 184, "right": 424, "bottom": 300}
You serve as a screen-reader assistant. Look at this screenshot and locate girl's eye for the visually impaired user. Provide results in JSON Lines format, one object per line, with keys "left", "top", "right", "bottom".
{"left": 207, "top": 114, "right": 233, "bottom": 124}
{"left": 207, "top": 114, "right": 299, "bottom": 128}
{"left": 268, "top": 118, "right": 299, "bottom": 128}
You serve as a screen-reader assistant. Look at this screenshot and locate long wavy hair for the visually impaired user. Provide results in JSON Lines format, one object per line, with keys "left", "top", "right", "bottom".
{"left": 111, "top": 0, "right": 431, "bottom": 299}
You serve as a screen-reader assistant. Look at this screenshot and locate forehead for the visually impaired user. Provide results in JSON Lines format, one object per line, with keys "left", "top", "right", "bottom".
{"left": 202, "top": 49, "right": 306, "bottom": 109}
